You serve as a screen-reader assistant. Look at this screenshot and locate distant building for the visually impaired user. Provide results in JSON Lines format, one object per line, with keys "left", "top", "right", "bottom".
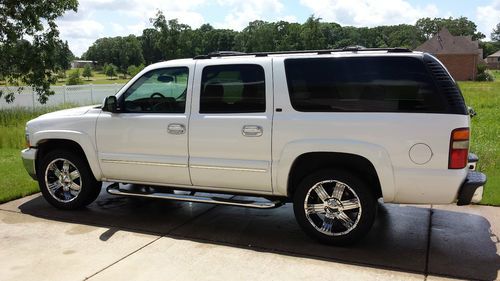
{"left": 485, "top": 50, "right": 500, "bottom": 69}
{"left": 415, "top": 28, "right": 483, "bottom": 81}
{"left": 71, "top": 60, "right": 96, "bottom": 69}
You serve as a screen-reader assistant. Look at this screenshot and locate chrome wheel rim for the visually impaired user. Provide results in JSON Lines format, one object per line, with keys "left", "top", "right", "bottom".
{"left": 44, "top": 158, "right": 82, "bottom": 203}
{"left": 304, "top": 179, "right": 362, "bottom": 236}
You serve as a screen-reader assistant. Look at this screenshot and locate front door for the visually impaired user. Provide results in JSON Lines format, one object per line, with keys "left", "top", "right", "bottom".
{"left": 189, "top": 59, "right": 273, "bottom": 192}
{"left": 96, "top": 65, "right": 193, "bottom": 185}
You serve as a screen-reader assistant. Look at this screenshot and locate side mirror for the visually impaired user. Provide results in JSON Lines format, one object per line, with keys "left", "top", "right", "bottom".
{"left": 468, "top": 106, "right": 477, "bottom": 118}
{"left": 102, "top": 96, "right": 118, "bottom": 113}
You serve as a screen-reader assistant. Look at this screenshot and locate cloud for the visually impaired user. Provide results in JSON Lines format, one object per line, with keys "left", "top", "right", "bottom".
{"left": 58, "top": 20, "right": 104, "bottom": 39}
{"left": 56, "top": 19, "right": 104, "bottom": 56}
{"left": 299, "top": 0, "right": 439, "bottom": 26}
{"left": 214, "top": 0, "right": 285, "bottom": 30}
{"left": 57, "top": 0, "right": 207, "bottom": 56}
{"left": 476, "top": 0, "right": 500, "bottom": 40}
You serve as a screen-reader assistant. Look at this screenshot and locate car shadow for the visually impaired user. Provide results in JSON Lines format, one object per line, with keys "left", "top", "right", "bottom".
{"left": 15, "top": 188, "right": 500, "bottom": 281}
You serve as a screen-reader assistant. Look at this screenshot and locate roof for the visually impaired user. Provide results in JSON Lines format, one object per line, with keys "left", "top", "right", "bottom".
{"left": 487, "top": 50, "right": 500, "bottom": 58}
{"left": 415, "top": 28, "right": 481, "bottom": 55}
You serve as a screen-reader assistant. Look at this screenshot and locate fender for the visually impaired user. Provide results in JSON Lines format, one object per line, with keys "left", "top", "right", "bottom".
{"left": 273, "top": 138, "right": 396, "bottom": 202}
{"left": 32, "top": 130, "right": 103, "bottom": 180}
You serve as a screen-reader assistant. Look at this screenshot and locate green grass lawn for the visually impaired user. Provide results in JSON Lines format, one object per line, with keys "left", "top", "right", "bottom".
{"left": 0, "top": 148, "right": 39, "bottom": 203}
{"left": 0, "top": 105, "right": 76, "bottom": 203}
{"left": 0, "top": 68, "right": 131, "bottom": 87}
{"left": 0, "top": 73, "right": 499, "bottom": 205}
{"left": 53, "top": 69, "right": 130, "bottom": 86}
{"left": 458, "top": 70, "right": 500, "bottom": 205}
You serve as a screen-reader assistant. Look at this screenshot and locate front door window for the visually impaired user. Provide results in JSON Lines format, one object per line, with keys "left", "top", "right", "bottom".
{"left": 122, "top": 67, "right": 189, "bottom": 113}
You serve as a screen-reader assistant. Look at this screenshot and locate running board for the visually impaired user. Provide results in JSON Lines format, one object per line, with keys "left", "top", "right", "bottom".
{"left": 106, "top": 184, "right": 284, "bottom": 209}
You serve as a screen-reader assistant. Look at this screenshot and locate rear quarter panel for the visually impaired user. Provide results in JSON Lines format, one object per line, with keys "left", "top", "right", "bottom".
{"left": 271, "top": 57, "right": 469, "bottom": 204}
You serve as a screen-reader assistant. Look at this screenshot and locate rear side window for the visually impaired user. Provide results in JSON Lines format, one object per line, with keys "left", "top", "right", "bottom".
{"left": 285, "top": 57, "right": 446, "bottom": 113}
{"left": 200, "top": 64, "right": 265, "bottom": 114}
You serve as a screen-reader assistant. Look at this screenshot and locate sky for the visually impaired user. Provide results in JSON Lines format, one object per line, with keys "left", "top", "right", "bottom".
{"left": 56, "top": 0, "right": 500, "bottom": 57}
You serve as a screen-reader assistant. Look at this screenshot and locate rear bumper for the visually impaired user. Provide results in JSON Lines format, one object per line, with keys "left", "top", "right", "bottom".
{"left": 21, "top": 148, "right": 37, "bottom": 180}
{"left": 457, "top": 171, "right": 487, "bottom": 206}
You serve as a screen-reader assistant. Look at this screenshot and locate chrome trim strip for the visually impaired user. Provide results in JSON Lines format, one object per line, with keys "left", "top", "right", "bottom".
{"left": 101, "top": 159, "right": 267, "bottom": 173}
{"left": 101, "top": 159, "right": 187, "bottom": 168}
{"left": 190, "top": 165, "right": 267, "bottom": 173}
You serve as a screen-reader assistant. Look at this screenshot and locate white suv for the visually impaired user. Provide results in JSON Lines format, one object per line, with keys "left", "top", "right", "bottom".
{"left": 21, "top": 48, "right": 486, "bottom": 245}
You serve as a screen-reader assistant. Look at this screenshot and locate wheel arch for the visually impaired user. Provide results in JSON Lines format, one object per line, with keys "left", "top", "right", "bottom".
{"left": 33, "top": 131, "right": 102, "bottom": 180}
{"left": 287, "top": 152, "right": 382, "bottom": 199}
{"left": 274, "top": 139, "right": 395, "bottom": 202}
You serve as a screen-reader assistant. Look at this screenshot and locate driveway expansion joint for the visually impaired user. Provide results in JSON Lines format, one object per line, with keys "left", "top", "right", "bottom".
{"left": 84, "top": 198, "right": 230, "bottom": 280}
{"left": 424, "top": 205, "right": 433, "bottom": 280}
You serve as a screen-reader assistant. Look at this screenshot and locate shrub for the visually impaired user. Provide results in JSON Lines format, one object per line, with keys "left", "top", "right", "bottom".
{"left": 476, "top": 64, "right": 495, "bottom": 82}
{"left": 104, "top": 64, "right": 118, "bottom": 79}
{"left": 56, "top": 70, "right": 66, "bottom": 81}
{"left": 67, "top": 69, "right": 83, "bottom": 85}
{"left": 82, "top": 64, "right": 93, "bottom": 81}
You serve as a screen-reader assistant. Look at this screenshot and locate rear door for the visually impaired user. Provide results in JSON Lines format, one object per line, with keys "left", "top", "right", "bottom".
{"left": 188, "top": 58, "right": 273, "bottom": 192}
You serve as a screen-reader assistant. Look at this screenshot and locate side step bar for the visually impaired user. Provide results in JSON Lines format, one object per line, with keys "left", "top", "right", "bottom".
{"left": 106, "top": 183, "right": 284, "bottom": 209}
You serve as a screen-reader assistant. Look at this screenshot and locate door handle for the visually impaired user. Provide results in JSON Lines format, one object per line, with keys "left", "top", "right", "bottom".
{"left": 242, "top": 125, "right": 263, "bottom": 137}
{"left": 168, "top": 123, "right": 186, "bottom": 135}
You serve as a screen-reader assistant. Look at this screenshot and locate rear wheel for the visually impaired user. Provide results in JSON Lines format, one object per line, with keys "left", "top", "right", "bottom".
{"left": 293, "top": 169, "right": 376, "bottom": 245}
{"left": 38, "top": 150, "right": 102, "bottom": 210}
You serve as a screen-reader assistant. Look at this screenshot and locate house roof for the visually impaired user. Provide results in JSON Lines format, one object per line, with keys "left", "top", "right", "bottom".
{"left": 487, "top": 50, "right": 500, "bottom": 58}
{"left": 415, "top": 28, "right": 481, "bottom": 55}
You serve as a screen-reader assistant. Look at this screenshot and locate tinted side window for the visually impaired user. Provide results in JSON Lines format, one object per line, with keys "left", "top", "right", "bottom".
{"left": 285, "top": 57, "right": 446, "bottom": 113}
{"left": 200, "top": 64, "right": 265, "bottom": 114}
{"left": 122, "top": 67, "right": 188, "bottom": 113}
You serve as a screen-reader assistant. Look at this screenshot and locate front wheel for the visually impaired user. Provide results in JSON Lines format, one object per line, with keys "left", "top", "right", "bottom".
{"left": 38, "top": 150, "right": 102, "bottom": 210}
{"left": 293, "top": 169, "right": 376, "bottom": 245}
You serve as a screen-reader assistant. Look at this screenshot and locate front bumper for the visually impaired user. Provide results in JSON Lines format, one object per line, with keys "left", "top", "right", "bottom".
{"left": 21, "top": 148, "right": 37, "bottom": 180}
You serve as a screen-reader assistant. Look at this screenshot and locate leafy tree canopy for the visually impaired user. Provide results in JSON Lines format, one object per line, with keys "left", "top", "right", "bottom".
{"left": 82, "top": 64, "right": 93, "bottom": 80}
{"left": 0, "top": 0, "right": 78, "bottom": 103}
{"left": 82, "top": 35, "right": 144, "bottom": 75}
{"left": 492, "top": 23, "right": 500, "bottom": 42}
{"left": 416, "top": 17, "right": 485, "bottom": 40}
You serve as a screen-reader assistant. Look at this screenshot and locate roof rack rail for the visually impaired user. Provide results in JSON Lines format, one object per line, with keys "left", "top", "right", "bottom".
{"left": 194, "top": 51, "right": 247, "bottom": 59}
{"left": 193, "top": 47, "right": 412, "bottom": 59}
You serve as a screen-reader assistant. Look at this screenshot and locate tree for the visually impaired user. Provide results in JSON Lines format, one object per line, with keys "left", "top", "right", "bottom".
{"left": 83, "top": 36, "right": 144, "bottom": 75}
{"left": 82, "top": 64, "right": 93, "bottom": 81}
{"left": 105, "top": 64, "right": 117, "bottom": 80}
{"left": 301, "top": 16, "right": 326, "bottom": 50}
{"left": 0, "top": 1, "right": 78, "bottom": 103}
{"left": 67, "top": 69, "right": 82, "bottom": 85}
{"left": 151, "top": 11, "right": 194, "bottom": 59}
{"left": 140, "top": 28, "right": 163, "bottom": 64}
{"left": 54, "top": 40, "right": 74, "bottom": 71}
{"left": 492, "top": 23, "right": 500, "bottom": 41}
{"left": 416, "top": 17, "right": 485, "bottom": 40}
{"left": 127, "top": 64, "right": 145, "bottom": 77}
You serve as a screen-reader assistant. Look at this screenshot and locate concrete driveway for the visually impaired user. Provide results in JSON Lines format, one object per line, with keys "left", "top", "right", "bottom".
{"left": 0, "top": 187, "right": 499, "bottom": 281}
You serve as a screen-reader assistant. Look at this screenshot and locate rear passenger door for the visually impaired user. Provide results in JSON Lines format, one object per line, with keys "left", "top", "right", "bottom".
{"left": 189, "top": 58, "right": 273, "bottom": 192}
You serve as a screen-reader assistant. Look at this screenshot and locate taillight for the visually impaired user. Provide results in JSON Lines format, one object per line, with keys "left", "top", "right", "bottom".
{"left": 449, "top": 128, "right": 469, "bottom": 169}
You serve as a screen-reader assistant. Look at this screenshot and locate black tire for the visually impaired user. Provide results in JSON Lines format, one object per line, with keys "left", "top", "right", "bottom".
{"left": 37, "top": 149, "right": 102, "bottom": 210}
{"left": 293, "top": 169, "right": 376, "bottom": 246}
